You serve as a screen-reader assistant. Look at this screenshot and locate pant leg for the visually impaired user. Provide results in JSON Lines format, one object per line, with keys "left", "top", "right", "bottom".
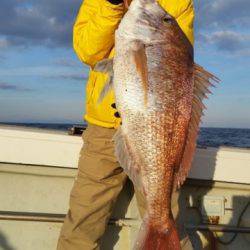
{"left": 57, "top": 124, "right": 127, "bottom": 250}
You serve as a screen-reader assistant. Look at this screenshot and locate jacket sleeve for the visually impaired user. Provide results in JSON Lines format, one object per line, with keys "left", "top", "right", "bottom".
{"left": 73, "top": 0, "right": 125, "bottom": 68}
{"left": 175, "top": 0, "right": 195, "bottom": 45}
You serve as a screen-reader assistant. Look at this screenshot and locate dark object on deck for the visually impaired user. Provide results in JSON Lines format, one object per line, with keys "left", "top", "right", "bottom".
{"left": 68, "top": 125, "right": 86, "bottom": 136}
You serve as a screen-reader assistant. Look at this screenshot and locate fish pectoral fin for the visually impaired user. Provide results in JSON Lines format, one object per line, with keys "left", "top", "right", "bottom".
{"left": 93, "top": 58, "right": 114, "bottom": 103}
{"left": 131, "top": 41, "right": 149, "bottom": 106}
{"left": 94, "top": 58, "right": 113, "bottom": 73}
{"left": 174, "top": 63, "right": 220, "bottom": 189}
{"left": 98, "top": 75, "right": 114, "bottom": 103}
{"left": 113, "top": 128, "right": 143, "bottom": 191}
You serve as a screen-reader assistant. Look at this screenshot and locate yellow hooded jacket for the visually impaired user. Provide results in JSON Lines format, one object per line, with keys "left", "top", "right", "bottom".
{"left": 73, "top": 0, "right": 195, "bottom": 128}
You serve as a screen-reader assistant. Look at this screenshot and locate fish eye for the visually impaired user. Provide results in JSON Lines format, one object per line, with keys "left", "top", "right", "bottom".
{"left": 163, "top": 16, "right": 173, "bottom": 23}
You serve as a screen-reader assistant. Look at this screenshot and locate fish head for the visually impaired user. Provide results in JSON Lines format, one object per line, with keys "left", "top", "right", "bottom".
{"left": 118, "top": 0, "right": 189, "bottom": 50}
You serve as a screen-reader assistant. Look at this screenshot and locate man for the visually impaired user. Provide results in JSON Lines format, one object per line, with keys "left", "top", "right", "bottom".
{"left": 57, "top": 0, "right": 194, "bottom": 249}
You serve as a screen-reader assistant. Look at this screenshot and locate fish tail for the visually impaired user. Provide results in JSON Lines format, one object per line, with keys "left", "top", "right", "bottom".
{"left": 134, "top": 217, "right": 181, "bottom": 250}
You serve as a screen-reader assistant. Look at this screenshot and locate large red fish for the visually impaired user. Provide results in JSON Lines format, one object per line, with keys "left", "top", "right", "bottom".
{"left": 95, "top": 0, "right": 219, "bottom": 249}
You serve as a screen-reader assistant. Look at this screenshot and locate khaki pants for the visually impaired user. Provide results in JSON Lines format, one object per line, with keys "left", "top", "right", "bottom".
{"left": 57, "top": 124, "right": 192, "bottom": 250}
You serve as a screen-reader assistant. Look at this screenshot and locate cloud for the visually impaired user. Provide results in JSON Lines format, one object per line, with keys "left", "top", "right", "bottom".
{"left": 0, "top": 66, "right": 88, "bottom": 82}
{"left": 54, "top": 58, "right": 80, "bottom": 67}
{"left": 0, "top": 65, "right": 88, "bottom": 79}
{"left": 195, "top": 0, "right": 250, "bottom": 54}
{"left": 0, "top": 82, "right": 33, "bottom": 91}
{"left": 1, "top": 0, "right": 248, "bottom": 57}
{"left": 52, "top": 73, "right": 89, "bottom": 81}
{"left": 0, "top": 0, "right": 82, "bottom": 48}
{"left": 195, "top": 0, "right": 250, "bottom": 29}
{"left": 212, "top": 31, "right": 250, "bottom": 51}
{"left": 0, "top": 55, "right": 6, "bottom": 62}
{"left": 0, "top": 37, "right": 9, "bottom": 48}
{"left": 201, "top": 31, "right": 250, "bottom": 53}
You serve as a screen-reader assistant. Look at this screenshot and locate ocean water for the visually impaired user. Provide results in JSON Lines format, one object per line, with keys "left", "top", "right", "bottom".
{"left": 197, "top": 127, "right": 250, "bottom": 148}
{"left": 1, "top": 122, "right": 250, "bottom": 149}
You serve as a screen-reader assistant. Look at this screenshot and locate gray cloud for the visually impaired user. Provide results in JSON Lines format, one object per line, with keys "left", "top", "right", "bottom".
{"left": 0, "top": 0, "right": 82, "bottom": 48}
{"left": 210, "top": 31, "right": 250, "bottom": 51}
{"left": 54, "top": 58, "right": 80, "bottom": 67}
{"left": 0, "top": 37, "right": 9, "bottom": 48}
{"left": 195, "top": 0, "right": 250, "bottom": 29}
{"left": 0, "top": 55, "right": 6, "bottom": 62}
{"left": 49, "top": 73, "right": 88, "bottom": 81}
{"left": 0, "top": 82, "right": 33, "bottom": 91}
{"left": 59, "top": 73, "right": 88, "bottom": 81}
{"left": 195, "top": 0, "right": 250, "bottom": 54}
{"left": 200, "top": 31, "right": 250, "bottom": 53}
{"left": 0, "top": 0, "right": 249, "bottom": 56}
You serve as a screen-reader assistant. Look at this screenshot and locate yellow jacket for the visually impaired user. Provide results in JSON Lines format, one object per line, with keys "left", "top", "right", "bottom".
{"left": 73, "top": 0, "right": 195, "bottom": 128}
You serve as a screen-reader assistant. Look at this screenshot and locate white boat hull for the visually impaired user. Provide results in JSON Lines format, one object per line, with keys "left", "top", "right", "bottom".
{"left": 0, "top": 127, "right": 249, "bottom": 249}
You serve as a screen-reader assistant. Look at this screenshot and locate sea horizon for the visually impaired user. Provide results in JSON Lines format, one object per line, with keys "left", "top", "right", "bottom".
{"left": 0, "top": 121, "right": 250, "bottom": 130}
{"left": 0, "top": 121, "right": 250, "bottom": 149}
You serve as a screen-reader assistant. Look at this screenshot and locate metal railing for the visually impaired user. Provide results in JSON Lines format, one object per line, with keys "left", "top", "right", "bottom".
{"left": 1, "top": 210, "right": 250, "bottom": 234}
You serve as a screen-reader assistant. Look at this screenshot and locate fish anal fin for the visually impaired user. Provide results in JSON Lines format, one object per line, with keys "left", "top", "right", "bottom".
{"left": 174, "top": 64, "right": 220, "bottom": 189}
{"left": 113, "top": 128, "right": 143, "bottom": 191}
{"left": 131, "top": 41, "right": 149, "bottom": 106}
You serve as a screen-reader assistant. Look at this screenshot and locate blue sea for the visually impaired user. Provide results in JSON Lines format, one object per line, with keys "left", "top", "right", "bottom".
{"left": 1, "top": 122, "right": 250, "bottom": 149}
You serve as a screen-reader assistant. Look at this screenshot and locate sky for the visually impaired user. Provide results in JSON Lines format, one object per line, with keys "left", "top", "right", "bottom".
{"left": 0, "top": 0, "right": 249, "bottom": 128}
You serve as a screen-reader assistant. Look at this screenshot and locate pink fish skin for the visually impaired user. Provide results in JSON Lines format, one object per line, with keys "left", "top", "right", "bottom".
{"left": 95, "top": 0, "right": 219, "bottom": 249}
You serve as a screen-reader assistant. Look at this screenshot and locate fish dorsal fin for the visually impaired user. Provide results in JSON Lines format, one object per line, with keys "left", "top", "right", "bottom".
{"left": 113, "top": 128, "right": 143, "bottom": 191}
{"left": 173, "top": 64, "right": 220, "bottom": 189}
{"left": 132, "top": 41, "right": 149, "bottom": 105}
{"left": 93, "top": 58, "right": 114, "bottom": 103}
